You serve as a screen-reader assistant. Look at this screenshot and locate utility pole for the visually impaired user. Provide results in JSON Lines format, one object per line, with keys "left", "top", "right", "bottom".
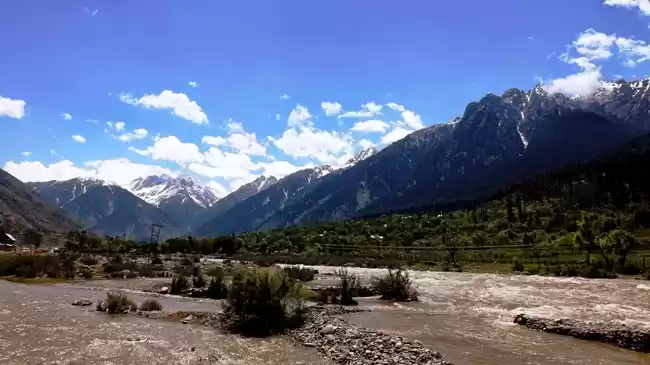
{"left": 150, "top": 223, "right": 163, "bottom": 245}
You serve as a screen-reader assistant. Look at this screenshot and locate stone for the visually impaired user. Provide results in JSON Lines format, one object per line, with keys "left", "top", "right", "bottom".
{"left": 159, "top": 286, "right": 170, "bottom": 294}
{"left": 304, "top": 343, "right": 317, "bottom": 348}
{"left": 181, "top": 315, "right": 194, "bottom": 324}
{"left": 321, "top": 324, "right": 336, "bottom": 334}
{"left": 72, "top": 298, "right": 93, "bottom": 306}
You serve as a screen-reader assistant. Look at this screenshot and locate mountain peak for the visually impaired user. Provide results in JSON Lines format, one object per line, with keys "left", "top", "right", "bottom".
{"left": 341, "top": 148, "right": 378, "bottom": 170}
{"left": 127, "top": 174, "right": 219, "bottom": 208}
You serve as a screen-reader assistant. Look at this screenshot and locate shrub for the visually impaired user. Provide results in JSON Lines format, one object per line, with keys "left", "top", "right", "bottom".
{"left": 335, "top": 268, "right": 360, "bottom": 305}
{"left": 151, "top": 256, "right": 163, "bottom": 265}
{"left": 193, "top": 256, "right": 201, "bottom": 263}
{"left": 193, "top": 275, "right": 207, "bottom": 288}
{"left": 170, "top": 274, "right": 190, "bottom": 295}
{"left": 206, "top": 266, "right": 226, "bottom": 277}
{"left": 79, "top": 255, "right": 99, "bottom": 266}
{"left": 282, "top": 265, "right": 317, "bottom": 282}
{"left": 222, "top": 267, "right": 305, "bottom": 336}
{"left": 207, "top": 275, "right": 228, "bottom": 299}
{"left": 180, "top": 257, "right": 193, "bottom": 266}
{"left": 372, "top": 269, "right": 418, "bottom": 302}
{"left": 104, "top": 292, "right": 137, "bottom": 314}
{"left": 77, "top": 265, "right": 94, "bottom": 279}
{"left": 139, "top": 299, "right": 163, "bottom": 311}
{"left": 0, "top": 254, "right": 75, "bottom": 279}
{"left": 511, "top": 258, "right": 525, "bottom": 272}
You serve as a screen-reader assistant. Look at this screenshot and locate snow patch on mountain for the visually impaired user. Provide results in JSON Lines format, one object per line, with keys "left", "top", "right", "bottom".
{"left": 127, "top": 174, "right": 219, "bottom": 208}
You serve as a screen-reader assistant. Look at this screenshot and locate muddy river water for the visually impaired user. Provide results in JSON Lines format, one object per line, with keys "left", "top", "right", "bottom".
{"left": 2, "top": 269, "right": 650, "bottom": 364}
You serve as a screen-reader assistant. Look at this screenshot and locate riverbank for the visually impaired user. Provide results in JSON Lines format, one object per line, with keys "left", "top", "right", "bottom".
{"left": 514, "top": 314, "right": 650, "bottom": 353}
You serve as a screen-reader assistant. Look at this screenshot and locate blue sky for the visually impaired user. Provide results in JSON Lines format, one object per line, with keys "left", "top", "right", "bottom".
{"left": 2, "top": 0, "right": 650, "bottom": 195}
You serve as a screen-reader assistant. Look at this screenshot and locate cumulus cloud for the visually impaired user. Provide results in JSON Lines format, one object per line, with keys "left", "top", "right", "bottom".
{"left": 604, "top": 0, "right": 650, "bottom": 15}
{"left": 401, "top": 110, "right": 424, "bottom": 130}
{"left": 188, "top": 81, "right": 198, "bottom": 88}
{"left": 321, "top": 101, "right": 343, "bottom": 116}
{"left": 207, "top": 180, "right": 228, "bottom": 197}
{"left": 543, "top": 69, "right": 604, "bottom": 96}
{"left": 350, "top": 119, "right": 390, "bottom": 133}
{"left": 189, "top": 147, "right": 258, "bottom": 179}
{"left": 357, "top": 139, "right": 375, "bottom": 150}
{"left": 385, "top": 102, "right": 406, "bottom": 112}
{"left": 287, "top": 105, "right": 313, "bottom": 128}
{"left": 129, "top": 135, "right": 203, "bottom": 165}
{"left": 201, "top": 120, "right": 266, "bottom": 156}
{"left": 61, "top": 113, "right": 73, "bottom": 121}
{"left": 339, "top": 102, "right": 383, "bottom": 118}
{"left": 120, "top": 90, "right": 208, "bottom": 124}
{"left": 71, "top": 135, "right": 86, "bottom": 143}
{"left": 20, "top": 152, "right": 31, "bottom": 157}
{"left": 116, "top": 128, "right": 148, "bottom": 142}
{"left": 0, "top": 96, "right": 26, "bottom": 119}
{"left": 258, "top": 160, "right": 311, "bottom": 178}
{"left": 280, "top": 94, "right": 291, "bottom": 100}
{"left": 115, "top": 121, "right": 126, "bottom": 132}
{"left": 269, "top": 126, "right": 354, "bottom": 164}
{"left": 381, "top": 126, "right": 413, "bottom": 145}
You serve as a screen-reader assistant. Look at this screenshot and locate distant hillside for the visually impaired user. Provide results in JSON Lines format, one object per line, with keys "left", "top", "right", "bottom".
{"left": 0, "top": 169, "right": 79, "bottom": 232}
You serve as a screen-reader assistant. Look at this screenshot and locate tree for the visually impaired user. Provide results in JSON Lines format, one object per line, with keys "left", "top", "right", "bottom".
{"left": 573, "top": 212, "right": 601, "bottom": 265}
{"left": 506, "top": 197, "right": 515, "bottom": 223}
{"left": 599, "top": 229, "right": 639, "bottom": 271}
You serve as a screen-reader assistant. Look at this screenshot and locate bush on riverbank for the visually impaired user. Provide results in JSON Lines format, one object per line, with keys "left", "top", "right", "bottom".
{"left": 222, "top": 267, "right": 305, "bottom": 336}
{"left": 193, "top": 274, "right": 206, "bottom": 288}
{"left": 372, "top": 269, "right": 418, "bottom": 302}
{"left": 139, "top": 298, "right": 163, "bottom": 311}
{"left": 283, "top": 265, "right": 317, "bottom": 282}
{"left": 336, "top": 268, "right": 360, "bottom": 305}
{"left": 207, "top": 267, "right": 228, "bottom": 299}
{"left": 0, "top": 254, "right": 76, "bottom": 279}
{"left": 170, "top": 274, "right": 190, "bottom": 294}
{"left": 100, "top": 292, "right": 137, "bottom": 314}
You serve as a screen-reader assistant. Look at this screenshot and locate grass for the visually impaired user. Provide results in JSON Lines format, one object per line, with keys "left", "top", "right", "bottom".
{"left": 139, "top": 298, "right": 163, "bottom": 311}
{"left": 372, "top": 269, "right": 418, "bottom": 302}
{"left": 335, "top": 268, "right": 360, "bottom": 305}
{"left": 207, "top": 267, "right": 228, "bottom": 299}
{"left": 222, "top": 267, "right": 305, "bottom": 336}
{"left": 170, "top": 274, "right": 190, "bottom": 295}
{"left": 0, "top": 254, "right": 76, "bottom": 279}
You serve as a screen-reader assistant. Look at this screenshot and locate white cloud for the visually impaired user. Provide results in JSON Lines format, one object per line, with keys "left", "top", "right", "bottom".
{"left": 258, "top": 160, "right": 311, "bottom": 178}
{"left": 275, "top": 113, "right": 281, "bottom": 121}
{"left": 604, "top": 0, "right": 650, "bottom": 15}
{"left": 280, "top": 93, "right": 291, "bottom": 100}
{"left": 115, "top": 121, "right": 126, "bottom": 132}
{"left": 189, "top": 147, "right": 258, "bottom": 179}
{"left": 71, "top": 135, "right": 86, "bottom": 143}
{"left": 84, "top": 158, "right": 174, "bottom": 185}
{"left": 381, "top": 126, "right": 413, "bottom": 145}
{"left": 0, "top": 97, "right": 26, "bottom": 119}
{"left": 339, "top": 101, "right": 383, "bottom": 118}
{"left": 357, "top": 139, "right": 375, "bottom": 150}
{"left": 385, "top": 102, "right": 406, "bottom": 112}
{"left": 616, "top": 37, "right": 650, "bottom": 66}
{"left": 202, "top": 121, "right": 266, "bottom": 156}
{"left": 288, "top": 105, "right": 313, "bottom": 128}
{"left": 129, "top": 135, "right": 203, "bottom": 165}
{"left": 401, "top": 110, "right": 424, "bottom": 130}
{"left": 86, "top": 119, "right": 100, "bottom": 124}
{"left": 120, "top": 90, "right": 208, "bottom": 124}
{"left": 4, "top": 160, "right": 95, "bottom": 182}
{"left": 269, "top": 126, "right": 354, "bottom": 164}
{"left": 321, "top": 101, "right": 343, "bottom": 116}
{"left": 207, "top": 180, "right": 228, "bottom": 197}
{"left": 20, "top": 152, "right": 31, "bottom": 157}
{"left": 61, "top": 113, "right": 72, "bottom": 121}
{"left": 543, "top": 69, "right": 603, "bottom": 97}
{"left": 49, "top": 149, "right": 57, "bottom": 156}
{"left": 188, "top": 81, "right": 198, "bottom": 88}
{"left": 350, "top": 119, "right": 390, "bottom": 133}
{"left": 116, "top": 128, "right": 148, "bottom": 142}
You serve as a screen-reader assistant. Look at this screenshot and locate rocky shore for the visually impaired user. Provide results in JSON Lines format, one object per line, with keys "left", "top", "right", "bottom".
{"left": 288, "top": 305, "right": 451, "bottom": 365}
{"left": 514, "top": 313, "right": 650, "bottom": 353}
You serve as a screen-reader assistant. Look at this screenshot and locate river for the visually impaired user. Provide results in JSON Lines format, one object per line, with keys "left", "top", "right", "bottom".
{"left": 2, "top": 269, "right": 650, "bottom": 364}
{"left": 308, "top": 266, "right": 650, "bottom": 365}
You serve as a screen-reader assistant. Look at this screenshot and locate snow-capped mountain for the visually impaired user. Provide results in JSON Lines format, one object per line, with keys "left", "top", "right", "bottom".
{"left": 128, "top": 174, "right": 219, "bottom": 208}
{"left": 127, "top": 174, "right": 220, "bottom": 229}
{"left": 27, "top": 177, "right": 182, "bottom": 240}
{"left": 340, "top": 148, "right": 378, "bottom": 170}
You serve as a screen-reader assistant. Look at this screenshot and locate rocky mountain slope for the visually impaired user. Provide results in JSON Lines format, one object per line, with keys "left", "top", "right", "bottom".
{"left": 194, "top": 167, "right": 333, "bottom": 236}
{"left": 28, "top": 178, "right": 181, "bottom": 240}
{"left": 256, "top": 80, "right": 648, "bottom": 229}
{"left": 193, "top": 175, "right": 278, "bottom": 229}
{"left": 0, "top": 169, "right": 80, "bottom": 233}
{"left": 127, "top": 174, "right": 219, "bottom": 229}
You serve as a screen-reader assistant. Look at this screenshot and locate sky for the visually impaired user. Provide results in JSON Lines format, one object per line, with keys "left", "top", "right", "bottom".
{"left": 2, "top": 0, "right": 650, "bottom": 196}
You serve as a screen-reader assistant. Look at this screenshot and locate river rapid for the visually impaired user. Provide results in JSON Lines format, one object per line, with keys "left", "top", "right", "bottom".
{"left": 2, "top": 269, "right": 650, "bottom": 364}
{"left": 308, "top": 266, "right": 650, "bottom": 365}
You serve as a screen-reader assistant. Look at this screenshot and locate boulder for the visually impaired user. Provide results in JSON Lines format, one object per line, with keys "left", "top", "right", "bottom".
{"left": 321, "top": 324, "right": 337, "bottom": 334}
{"left": 159, "top": 286, "right": 170, "bottom": 294}
{"left": 72, "top": 298, "right": 93, "bottom": 306}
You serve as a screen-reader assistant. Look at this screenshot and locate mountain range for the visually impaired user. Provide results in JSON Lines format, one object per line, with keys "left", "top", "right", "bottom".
{"left": 6, "top": 78, "right": 650, "bottom": 239}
